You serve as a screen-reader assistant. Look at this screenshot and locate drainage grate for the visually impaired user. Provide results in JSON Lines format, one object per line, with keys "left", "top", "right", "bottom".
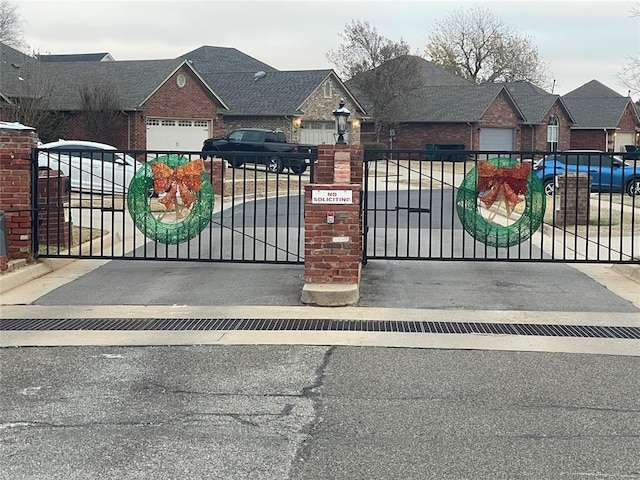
{"left": 0, "top": 318, "right": 639, "bottom": 339}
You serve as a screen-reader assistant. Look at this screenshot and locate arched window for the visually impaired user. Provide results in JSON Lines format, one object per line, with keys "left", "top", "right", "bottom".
{"left": 323, "top": 81, "right": 332, "bottom": 98}
{"left": 547, "top": 115, "right": 559, "bottom": 151}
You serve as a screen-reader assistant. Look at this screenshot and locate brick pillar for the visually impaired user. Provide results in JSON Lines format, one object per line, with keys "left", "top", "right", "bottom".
{"left": 38, "top": 170, "right": 70, "bottom": 249}
{"left": 0, "top": 126, "right": 38, "bottom": 270}
{"left": 554, "top": 173, "right": 591, "bottom": 225}
{"left": 301, "top": 144, "right": 364, "bottom": 306}
{"left": 203, "top": 157, "right": 227, "bottom": 196}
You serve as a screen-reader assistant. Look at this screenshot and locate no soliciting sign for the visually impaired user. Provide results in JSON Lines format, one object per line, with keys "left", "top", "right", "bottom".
{"left": 311, "top": 190, "right": 353, "bottom": 204}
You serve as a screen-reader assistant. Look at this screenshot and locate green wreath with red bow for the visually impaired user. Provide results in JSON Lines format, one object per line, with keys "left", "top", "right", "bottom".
{"left": 127, "top": 155, "right": 214, "bottom": 245}
{"left": 456, "top": 157, "right": 546, "bottom": 248}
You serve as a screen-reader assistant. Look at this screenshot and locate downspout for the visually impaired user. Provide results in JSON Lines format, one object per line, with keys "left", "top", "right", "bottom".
{"left": 604, "top": 128, "right": 608, "bottom": 152}
{"left": 121, "top": 111, "right": 131, "bottom": 149}
{"left": 531, "top": 125, "right": 534, "bottom": 153}
{"left": 467, "top": 122, "right": 473, "bottom": 150}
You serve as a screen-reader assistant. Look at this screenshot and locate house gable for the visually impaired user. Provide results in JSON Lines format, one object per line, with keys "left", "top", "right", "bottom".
{"left": 297, "top": 71, "right": 366, "bottom": 121}
{"left": 142, "top": 64, "right": 224, "bottom": 119}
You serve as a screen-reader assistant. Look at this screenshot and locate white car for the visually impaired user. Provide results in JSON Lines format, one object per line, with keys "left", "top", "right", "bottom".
{"left": 37, "top": 140, "right": 143, "bottom": 195}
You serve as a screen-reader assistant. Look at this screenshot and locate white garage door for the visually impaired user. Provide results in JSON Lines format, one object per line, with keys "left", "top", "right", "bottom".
{"left": 479, "top": 128, "right": 514, "bottom": 152}
{"left": 300, "top": 121, "right": 344, "bottom": 145}
{"left": 614, "top": 133, "right": 634, "bottom": 153}
{"left": 146, "top": 118, "right": 211, "bottom": 152}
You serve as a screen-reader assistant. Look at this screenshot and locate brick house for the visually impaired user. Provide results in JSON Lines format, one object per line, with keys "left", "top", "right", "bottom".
{"left": 1, "top": 42, "right": 227, "bottom": 151}
{"left": 1, "top": 43, "right": 366, "bottom": 151}
{"left": 562, "top": 80, "right": 640, "bottom": 152}
{"left": 353, "top": 56, "right": 638, "bottom": 154}
{"left": 3, "top": 41, "right": 637, "bottom": 153}
{"left": 179, "top": 46, "right": 367, "bottom": 146}
{"left": 362, "top": 82, "right": 574, "bottom": 153}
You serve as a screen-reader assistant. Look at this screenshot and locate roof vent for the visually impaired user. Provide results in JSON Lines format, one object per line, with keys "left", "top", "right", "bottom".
{"left": 254, "top": 71, "right": 266, "bottom": 81}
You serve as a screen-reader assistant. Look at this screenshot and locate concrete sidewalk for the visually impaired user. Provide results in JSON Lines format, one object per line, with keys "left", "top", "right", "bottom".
{"left": 1, "top": 254, "right": 639, "bottom": 357}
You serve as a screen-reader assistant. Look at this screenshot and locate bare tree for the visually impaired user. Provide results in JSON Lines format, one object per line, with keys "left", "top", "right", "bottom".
{"left": 425, "top": 5, "right": 550, "bottom": 87}
{"left": 327, "top": 20, "right": 425, "bottom": 141}
{"left": 618, "top": 3, "right": 640, "bottom": 98}
{"left": 0, "top": 0, "right": 25, "bottom": 49}
{"left": 79, "top": 82, "right": 122, "bottom": 145}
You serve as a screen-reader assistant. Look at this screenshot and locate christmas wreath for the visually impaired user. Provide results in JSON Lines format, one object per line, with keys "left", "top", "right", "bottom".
{"left": 127, "top": 155, "right": 214, "bottom": 245}
{"left": 455, "top": 157, "right": 546, "bottom": 248}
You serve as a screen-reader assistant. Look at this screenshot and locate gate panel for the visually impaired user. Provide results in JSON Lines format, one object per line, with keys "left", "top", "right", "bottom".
{"left": 34, "top": 149, "right": 312, "bottom": 264}
{"left": 363, "top": 149, "right": 639, "bottom": 263}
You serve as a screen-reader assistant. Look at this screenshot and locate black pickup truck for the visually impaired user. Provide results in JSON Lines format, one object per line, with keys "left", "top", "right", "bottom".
{"left": 201, "top": 128, "right": 316, "bottom": 174}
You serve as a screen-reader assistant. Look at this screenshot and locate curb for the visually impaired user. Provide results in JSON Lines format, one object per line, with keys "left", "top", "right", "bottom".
{"left": 0, "top": 258, "right": 75, "bottom": 295}
{"left": 612, "top": 263, "right": 640, "bottom": 283}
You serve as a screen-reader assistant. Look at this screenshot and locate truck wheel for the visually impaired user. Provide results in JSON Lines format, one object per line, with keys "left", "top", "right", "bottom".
{"left": 267, "top": 156, "right": 284, "bottom": 174}
{"left": 289, "top": 164, "right": 307, "bottom": 175}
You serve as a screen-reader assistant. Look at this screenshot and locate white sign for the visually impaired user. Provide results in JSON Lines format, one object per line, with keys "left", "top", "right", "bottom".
{"left": 312, "top": 190, "right": 353, "bottom": 204}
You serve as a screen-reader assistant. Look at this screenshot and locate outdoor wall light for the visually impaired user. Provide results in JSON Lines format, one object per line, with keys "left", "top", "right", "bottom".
{"left": 292, "top": 117, "right": 302, "bottom": 128}
{"left": 333, "top": 98, "right": 351, "bottom": 145}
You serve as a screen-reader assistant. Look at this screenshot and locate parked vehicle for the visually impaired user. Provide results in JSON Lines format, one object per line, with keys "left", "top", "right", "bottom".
{"left": 532, "top": 150, "right": 640, "bottom": 196}
{"left": 201, "top": 128, "right": 315, "bottom": 174}
{"left": 37, "top": 140, "right": 143, "bottom": 195}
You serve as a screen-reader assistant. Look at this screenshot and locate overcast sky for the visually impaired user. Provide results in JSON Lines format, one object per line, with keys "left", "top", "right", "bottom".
{"left": 16, "top": 0, "right": 640, "bottom": 98}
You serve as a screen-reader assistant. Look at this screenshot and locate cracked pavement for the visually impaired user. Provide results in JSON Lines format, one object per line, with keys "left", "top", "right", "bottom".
{"left": 2, "top": 345, "right": 639, "bottom": 480}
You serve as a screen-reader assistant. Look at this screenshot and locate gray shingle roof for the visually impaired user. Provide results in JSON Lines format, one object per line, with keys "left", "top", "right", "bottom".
{"left": 500, "top": 81, "right": 573, "bottom": 124}
{"left": 414, "top": 57, "right": 473, "bottom": 87}
{"left": 40, "top": 59, "right": 189, "bottom": 110}
{"left": 0, "top": 43, "right": 42, "bottom": 100}
{"left": 562, "top": 97, "right": 632, "bottom": 128}
{"left": 346, "top": 56, "right": 474, "bottom": 120}
{"left": 38, "top": 53, "right": 114, "bottom": 62}
{"left": 179, "top": 46, "right": 277, "bottom": 73}
{"left": 392, "top": 84, "right": 523, "bottom": 123}
{"left": 196, "top": 69, "right": 333, "bottom": 115}
{"left": 562, "top": 80, "right": 634, "bottom": 128}
{"left": 564, "top": 79, "right": 623, "bottom": 99}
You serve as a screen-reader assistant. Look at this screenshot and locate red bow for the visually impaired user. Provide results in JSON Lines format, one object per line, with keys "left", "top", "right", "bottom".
{"left": 476, "top": 161, "right": 531, "bottom": 214}
{"left": 150, "top": 159, "right": 205, "bottom": 210}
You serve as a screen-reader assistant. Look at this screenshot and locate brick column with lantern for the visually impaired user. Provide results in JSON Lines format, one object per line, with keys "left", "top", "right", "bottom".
{"left": 301, "top": 100, "right": 364, "bottom": 306}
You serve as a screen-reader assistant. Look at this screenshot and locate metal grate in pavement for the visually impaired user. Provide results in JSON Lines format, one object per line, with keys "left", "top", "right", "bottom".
{"left": 0, "top": 318, "right": 638, "bottom": 339}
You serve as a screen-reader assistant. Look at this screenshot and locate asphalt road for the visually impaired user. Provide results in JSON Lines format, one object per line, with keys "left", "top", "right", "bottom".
{"left": 30, "top": 259, "right": 639, "bottom": 313}
{"left": 2, "top": 345, "right": 639, "bottom": 480}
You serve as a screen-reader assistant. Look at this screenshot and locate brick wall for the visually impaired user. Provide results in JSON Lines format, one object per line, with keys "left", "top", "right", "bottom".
{"left": 395, "top": 123, "right": 472, "bottom": 150}
{"left": 0, "top": 128, "right": 38, "bottom": 269}
{"left": 570, "top": 130, "right": 607, "bottom": 150}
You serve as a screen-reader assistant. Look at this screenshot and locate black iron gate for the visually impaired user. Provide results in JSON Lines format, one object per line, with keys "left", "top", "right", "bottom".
{"left": 363, "top": 149, "right": 639, "bottom": 264}
{"left": 34, "top": 148, "right": 313, "bottom": 264}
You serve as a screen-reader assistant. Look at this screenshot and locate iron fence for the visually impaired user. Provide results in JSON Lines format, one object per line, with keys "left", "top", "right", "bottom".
{"left": 33, "top": 148, "right": 314, "bottom": 264}
{"left": 363, "top": 148, "right": 639, "bottom": 264}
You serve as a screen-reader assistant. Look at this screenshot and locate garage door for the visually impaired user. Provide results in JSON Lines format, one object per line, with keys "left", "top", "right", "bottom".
{"left": 614, "top": 133, "right": 634, "bottom": 153}
{"left": 146, "top": 118, "right": 211, "bottom": 152}
{"left": 479, "top": 128, "right": 514, "bottom": 152}
{"left": 300, "top": 121, "right": 339, "bottom": 145}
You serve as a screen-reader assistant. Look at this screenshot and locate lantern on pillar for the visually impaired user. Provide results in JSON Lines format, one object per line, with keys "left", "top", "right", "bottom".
{"left": 332, "top": 98, "right": 351, "bottom": 145}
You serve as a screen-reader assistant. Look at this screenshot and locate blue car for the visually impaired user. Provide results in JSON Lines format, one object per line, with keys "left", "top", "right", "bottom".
{"left": 532, "top": 150, "right": 640, "bottom": 196}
